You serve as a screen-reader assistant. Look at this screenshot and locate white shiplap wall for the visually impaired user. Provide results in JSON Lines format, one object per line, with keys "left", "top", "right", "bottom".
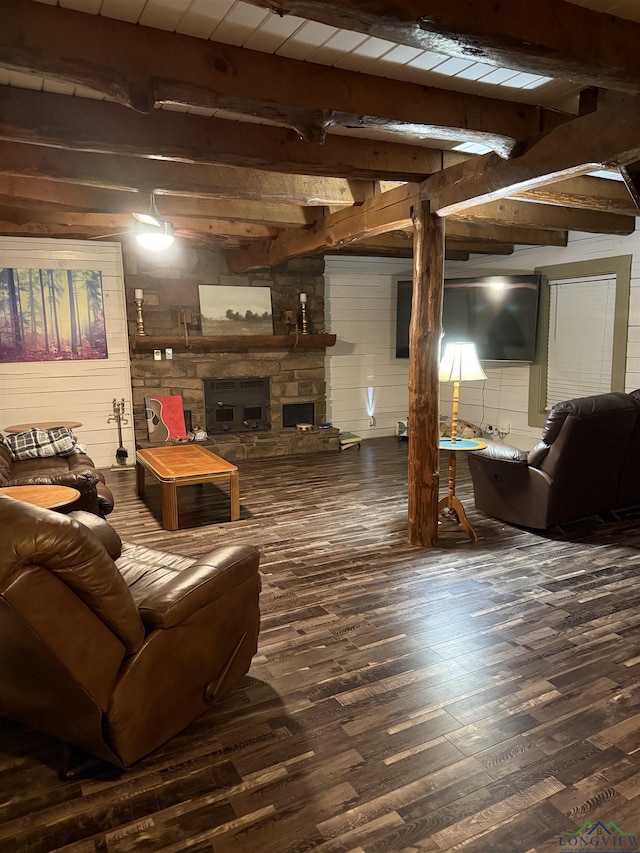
{"left": 325, "top": 256, "right": 412, "bottom": 437}
{"left": 326, "top": 228, "right": 640, "bottom": 450}
{"left": 0, "top": 238, "right": 135, "bottom": 468}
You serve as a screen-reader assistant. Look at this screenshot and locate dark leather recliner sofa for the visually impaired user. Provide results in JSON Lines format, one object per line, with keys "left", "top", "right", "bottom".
{"left": 467, "top": 390, "right": 640, "bottom": 530}
{"left": 0, "top": 494, "right": 261, "bottom": 768}
{"left": 0, "top": 442, "right": 114, "bottom": 515}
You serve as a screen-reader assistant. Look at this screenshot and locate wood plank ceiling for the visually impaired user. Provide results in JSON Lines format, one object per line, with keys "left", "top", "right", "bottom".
{"left": 1, "top": 0, "right": 640, "bottom": 267}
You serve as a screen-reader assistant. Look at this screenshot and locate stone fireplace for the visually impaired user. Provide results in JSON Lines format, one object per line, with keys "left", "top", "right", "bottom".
{"left": 126, "top": 249, "right": 339, "bottom": 461}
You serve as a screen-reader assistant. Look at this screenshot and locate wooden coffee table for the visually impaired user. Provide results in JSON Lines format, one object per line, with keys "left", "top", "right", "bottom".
{"left": 136, "top": 444, "right": 240, "bottom": 531}
{"left": 0, "top": 484, "right": 81, "bottom": 510}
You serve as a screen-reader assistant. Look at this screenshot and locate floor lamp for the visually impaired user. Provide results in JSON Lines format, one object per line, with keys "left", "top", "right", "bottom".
{"left": 438, "top": 341, "right": 487, "bottom": 541}
{"left": 439, "top": 341, "right": 487, "bottom": 443}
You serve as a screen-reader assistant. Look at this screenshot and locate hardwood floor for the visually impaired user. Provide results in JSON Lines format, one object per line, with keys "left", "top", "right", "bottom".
{"left": 2, "top": 436, "right": 640, "bottom": 852}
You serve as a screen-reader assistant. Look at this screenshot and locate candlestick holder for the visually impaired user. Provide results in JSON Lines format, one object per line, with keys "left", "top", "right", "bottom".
{"left": 300, "top": 301, "right": 309, "bottom": 334}
{"left": 134, "top": 295, "right": 146, "bottom": 336}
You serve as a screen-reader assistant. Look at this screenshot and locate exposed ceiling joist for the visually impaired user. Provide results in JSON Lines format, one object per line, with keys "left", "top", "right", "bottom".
{"left": 0, "top": 207, "right": 281, "bottom": 241}
{"left": 228, "top": 97, "right": 639, "bottom": 271}
{"left": 0, "top": 140, "right": 374, "bottom": 206}
{"left": 243, "top": 0, "right": 640, "bottom": 93}
{"left": 445, "top": 221, "right": 567, "bottom": 247}
{"left": 424, "top": 96, "right": 640, "bottom": 216}
{"left": 0, "top": 0, "right": 634, "bottom": 266}
{"left": 0, "top": 0, "right": 567, "bottom": 154}
{"left": 0, "top": 176, "right": 323, "bottom": 227}
{"left": 454, "top": 198, "right": 634, "bottom": 235}
{"left": 228, "top": 183, "right": 419, "bottom": 272}
{"left": 0, "top": 88, "right": 451, "bottom": 183}
{"left": 514, "top": 175, "right": 638, "bottom": 215}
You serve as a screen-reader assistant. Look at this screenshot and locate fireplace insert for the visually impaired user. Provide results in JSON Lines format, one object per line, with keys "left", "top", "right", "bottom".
{"left": 203, "top": 377, "right": 270, "bottom": 434}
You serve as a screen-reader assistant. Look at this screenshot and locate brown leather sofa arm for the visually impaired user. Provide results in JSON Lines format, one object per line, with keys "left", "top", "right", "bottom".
{"left": 9, "top": 468, "right": 100, "bottom": 493}
{"left": 138, "top": 544, "right": 260, "bottom": 630}
{"left": 96, "top": 483, "right": 115, "bottom": 516}
{"left": 475, "top": 442, "right": 528, "bottom": 464}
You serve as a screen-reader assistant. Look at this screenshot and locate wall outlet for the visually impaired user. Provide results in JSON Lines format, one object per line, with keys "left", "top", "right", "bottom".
{"left": 485, "top": 424, "right": 495, "bottom": 434}
{"left": 153, "top": 349, "right": 162, "bottom": 361}
{"left": 165, "top": 348, "right": 173, "bottom": 360}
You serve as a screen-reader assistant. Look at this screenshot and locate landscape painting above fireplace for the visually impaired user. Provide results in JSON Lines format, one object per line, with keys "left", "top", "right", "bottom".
{"left": 198, "top": 285, "right": 273, "bottom": 336}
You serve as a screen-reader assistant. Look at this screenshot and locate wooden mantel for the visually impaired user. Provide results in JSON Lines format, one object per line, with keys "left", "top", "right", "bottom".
{"left": 130, "top": 333, "right": 337, "bottom": 353}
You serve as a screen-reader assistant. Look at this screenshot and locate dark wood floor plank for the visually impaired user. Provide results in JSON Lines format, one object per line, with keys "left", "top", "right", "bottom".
{"left": 2, "top": 438, "right": 640, "bottom": 852}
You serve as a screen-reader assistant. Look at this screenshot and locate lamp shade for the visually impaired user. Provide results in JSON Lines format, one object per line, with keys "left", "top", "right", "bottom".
{"left": 439, "top": 341, "right": 487, "bottom": 383}
{"left": 134, "top": 219, "right": 175, "bottom": 250}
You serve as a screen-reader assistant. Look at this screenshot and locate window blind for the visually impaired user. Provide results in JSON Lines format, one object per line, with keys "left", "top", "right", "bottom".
{"left": 546, "top": 274, "right": 616, "bottom": 410}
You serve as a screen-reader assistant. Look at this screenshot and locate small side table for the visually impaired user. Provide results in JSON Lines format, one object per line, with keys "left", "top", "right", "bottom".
{"left": 0, "top": 484, "right": 81, "bottom": 510}
{"left": 438, "top": 438, "right": 487, "bottom": 542}
{"left": 4, "top": 421, "right": 82, "bottom": 434}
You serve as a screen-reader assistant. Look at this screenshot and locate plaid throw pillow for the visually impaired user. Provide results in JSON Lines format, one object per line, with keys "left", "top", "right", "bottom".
{"left": 6, "top": 428, "right": 86, "bottom": 460}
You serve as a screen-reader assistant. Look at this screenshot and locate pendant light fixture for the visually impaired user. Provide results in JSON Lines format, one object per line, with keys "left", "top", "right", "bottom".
{"left": 133, "top": 193, "right": 175, "bottom": 250}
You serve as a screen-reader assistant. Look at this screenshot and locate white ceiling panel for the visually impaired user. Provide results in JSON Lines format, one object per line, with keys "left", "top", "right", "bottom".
{"left": 7, "top": 70, "right": 44, "bottom": 90}
{"left": 478, "top": 67, "right": 522, "bottom": 86}
{"left": 376, "top": 44, "right": 424, "bottom": 66}
{"left": 406, "top": 51, "right": 451, "bottom": 74}
{"left": 175, "top": 0, "right": 235, "bottom": 38}
{"left": 60, "top": 0, "right": 102, "bottom": 11}
{"left": 333, "top": 36, "right": 397, "bottom": 72}
{"left": 433, "top": 57, "right": 476, "bottom": 77}
{"left": 42, "top": 78, "right": 77, "bottom": 95}
{"left": 139, "top": 0, "right": 193, "bottom": 32}
{"left": 209, "top": 2, "right": 271, "bottom": 47}
{"left": 98, "top": 0, "right": 147, "bottom": 23}
{"left": 275, "top": 21, "right": 340, "bottom": 61}
{"left": 242, "top": 13, "right": 304, "bottom": 53}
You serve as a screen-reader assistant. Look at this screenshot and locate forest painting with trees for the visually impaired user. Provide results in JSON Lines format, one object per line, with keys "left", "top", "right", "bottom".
{"left": 0, "top": 267, "right": 107, "bottom": 363}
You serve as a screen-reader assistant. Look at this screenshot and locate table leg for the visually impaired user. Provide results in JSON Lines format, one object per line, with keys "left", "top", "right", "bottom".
{"left": 439, "top": 494, "right": 478, "bottom": 542}
{"left": 161, "top": 483, "right": 179, "bottom": 531}
{"left": 229, "top": 470, "right": 240, "bottom": 521}
{"left": 136, "top": 461, "right": 145, "bottom": 496}
{"left": 438, "top": 450, "right": 478, "bottom": 542}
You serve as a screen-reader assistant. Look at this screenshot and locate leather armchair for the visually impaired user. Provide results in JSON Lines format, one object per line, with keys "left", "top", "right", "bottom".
{"left": 0, "top": 494, "right": 261, "bottom": 768}
{"left": 468, "top": 391, "right": 640, "bottom": 529}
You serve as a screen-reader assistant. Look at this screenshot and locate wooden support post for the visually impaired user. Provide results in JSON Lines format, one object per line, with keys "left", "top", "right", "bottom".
{"left": 407, "top": 199, "right": 445, "bottom": 547}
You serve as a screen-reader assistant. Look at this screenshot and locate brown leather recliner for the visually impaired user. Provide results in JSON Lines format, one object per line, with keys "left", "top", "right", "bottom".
{"left": 0, "top": 494, "right": 261, "bottom": 768}
{"left": 468, "top": 391, "right": 640, "bottom": 529}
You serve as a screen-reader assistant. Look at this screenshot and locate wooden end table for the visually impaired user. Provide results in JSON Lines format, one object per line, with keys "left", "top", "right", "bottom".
{"left": 0, "top": 484, "right": 81, "bottom": 510}
{"left": 4, "top": 421, "right": 82, "bottom": 434}
{"left": 438, "top": 438, "right": 487, "bottom": 542}
{"left": 136, "top": 444, "right": 240, "bottom": 531}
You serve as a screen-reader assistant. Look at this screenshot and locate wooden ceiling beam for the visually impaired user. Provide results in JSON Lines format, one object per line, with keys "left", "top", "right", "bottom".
{"left": 0, "top": 141, "right": 372, "bottom": 206}
{"left": 514, "top": 175, "right": 637, "bottom": 215}
{"left": 0, "top": 0, "right": 566, "bottom": 155}
{"left": 446, "top": 239, "right": 513, "bottom": 256}
{"left": 228, "top": 185, "right": 587, "bottom": 271}
{"left": 445, "top": 220, "right": 567, "bottom": 247}
{"left": 425, "top": 97, "right": 640, "bottom": 216}
{"left": 0, "top": 88, "right": 446, "bottom": 183}
{"left": 334, "top": 232, "right": 514, "bottom": 258}
{"left": 0, "top": 220, "right": 248, "bottom": 249}
{"left": 244, "top": 0, "right": 640, "bottom": 93}
{"left": 0, "top": 177, "right": 320, "bottom": 227}
{"left": 454, "top": 199, "right": 635, "bottom": 235}
{"left": 227, "top": 183, "right": 419, "bottom": 272}
{"left": 0, "top": 207, "right": 281, "bottom": 241}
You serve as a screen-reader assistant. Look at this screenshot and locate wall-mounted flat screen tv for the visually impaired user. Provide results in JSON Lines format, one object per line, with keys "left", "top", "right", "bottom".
{"left": 395, "top": 274, "right": 541, "bottom": 362}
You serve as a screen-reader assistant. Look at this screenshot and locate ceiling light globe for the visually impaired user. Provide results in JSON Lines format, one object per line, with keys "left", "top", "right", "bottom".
{"left": 134, "top": 220, "right": 175, "bottom": 250}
